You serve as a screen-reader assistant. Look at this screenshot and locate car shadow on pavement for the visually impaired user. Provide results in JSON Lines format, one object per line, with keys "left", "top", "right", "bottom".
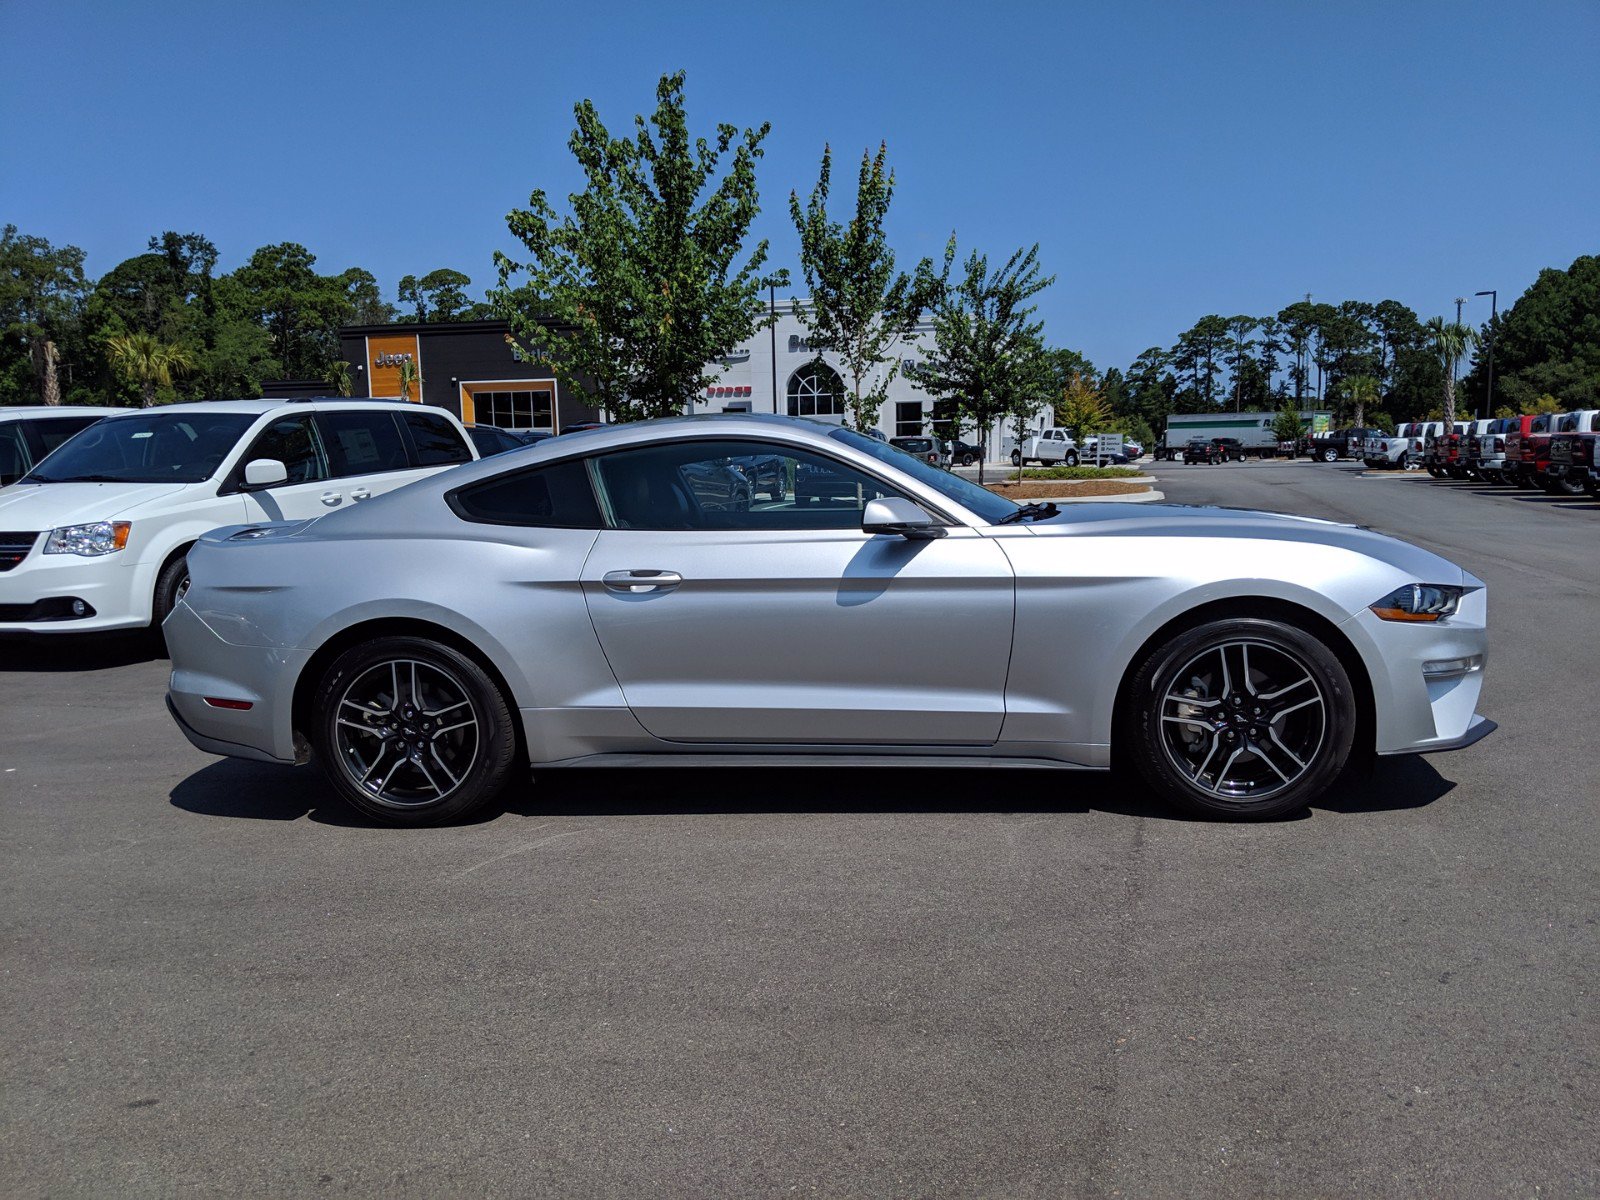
{"left": 169, "top": 754, "right": 1455, "bottom": 828}
{"left": 0, "top": 631, "right": 163, "bottom": 672}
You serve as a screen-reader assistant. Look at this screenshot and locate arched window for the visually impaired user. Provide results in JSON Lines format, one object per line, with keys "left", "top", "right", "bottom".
{"left": 786, "top": 364, "right": 846, "bottom": 418}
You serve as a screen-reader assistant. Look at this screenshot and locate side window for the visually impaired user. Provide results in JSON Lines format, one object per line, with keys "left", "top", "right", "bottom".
{"left": 0, "top": 423, "right": 27, "bottom": 486}
{"left": 449, "top": 458, "right": 601, "bottom": 528}
{"left": 241, "top": 416, "right": 326, "bottom": 485}
{"left": 401, "top": 411, "right": 473, "bottom": 466}
{"left": 317, "top": 410, "right": 409, "bottom": 479}
{"left": 592, "top": 439, "right": 904, "bottom": 532}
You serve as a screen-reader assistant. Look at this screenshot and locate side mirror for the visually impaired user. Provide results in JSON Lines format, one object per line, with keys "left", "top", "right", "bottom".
{"left": 242, "top": 458, "right": 288, "bottom": 489}
{"left": 862, "top": 496, "right": 945, "bottom": 540}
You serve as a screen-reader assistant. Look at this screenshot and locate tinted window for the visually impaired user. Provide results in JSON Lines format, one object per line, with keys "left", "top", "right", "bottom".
{"left": 317, "top": 411, "right": 408, "bottom": 478}
{"left": 592, "top": 439, "right": 907, "bottom": 532}
{"left": 450, "top": 458, "right": 601, "bottom": 528}
{"left": 467, "top": 425, "right": 523, "bottom": 458}
{"left": 22, "top": 412, "right": 254, "bottom": 483}
{"left": 404, "top": 411, "right": 473, "bottom": 466}
{"left": 240, "top": 415, "right": 326, "bottom": 485}
{"left": 0, "top": 422, "right": 27, "bottom": 486}
{"left": 29, "top": 415, "right": 102, "bottom": 459}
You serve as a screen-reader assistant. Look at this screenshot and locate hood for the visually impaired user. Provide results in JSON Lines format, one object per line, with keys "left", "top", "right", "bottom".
{"left": 1021, "top": 502, "right": 1464, "bottom": 582}
{"left": 0, "top": 481, "right": 194, "bottom": 528}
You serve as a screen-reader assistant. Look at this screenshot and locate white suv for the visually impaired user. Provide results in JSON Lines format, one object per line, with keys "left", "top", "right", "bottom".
{"left": 0, "top": 399, "right": 477, "bottom": 634}
{"left": 1, "top": 406, "right": 130, "bottom": 487}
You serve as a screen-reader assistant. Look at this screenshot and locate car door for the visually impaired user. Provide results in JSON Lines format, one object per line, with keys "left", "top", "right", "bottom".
{"left": 235, "top": 414, "right": 337, "bottom": 522}
{"left": 579, "top": 436, "right": 1015, "bottom": 746}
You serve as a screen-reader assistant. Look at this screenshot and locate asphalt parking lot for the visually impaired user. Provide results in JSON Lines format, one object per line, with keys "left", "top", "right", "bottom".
{"left": 2, "top": 458, "right": 1596, "bottom": 1197}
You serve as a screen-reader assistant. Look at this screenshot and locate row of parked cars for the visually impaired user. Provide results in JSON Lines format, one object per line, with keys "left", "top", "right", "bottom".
{"left": 1356, "top": 411, "right": 1600, "bottom": 497}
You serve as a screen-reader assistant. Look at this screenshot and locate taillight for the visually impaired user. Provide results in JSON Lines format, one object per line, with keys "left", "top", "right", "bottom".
{"left": 1493, "top": 437, "right": 1504, "bottom": 453}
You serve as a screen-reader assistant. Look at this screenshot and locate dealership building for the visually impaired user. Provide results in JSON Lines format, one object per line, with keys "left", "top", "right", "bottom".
{"left": 268, "top": 302, "right": 1040, "bottom": 447}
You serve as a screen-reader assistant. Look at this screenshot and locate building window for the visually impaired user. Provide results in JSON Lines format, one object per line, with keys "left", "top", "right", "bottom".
{"left": 477, "top": 389, "right": 554, "bottom": 430}
{"left": 895, "top": 401, "right": 924, "bottom": 437}
{"left": 786, "top": 364, "right": 846, "bottom": 418}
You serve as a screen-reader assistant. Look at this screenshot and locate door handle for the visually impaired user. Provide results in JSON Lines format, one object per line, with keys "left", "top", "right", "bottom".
{"left": 602, "top": 569, "right": 683, "bottom": 594}
{"left": 349, "top": 487, "right": 372, "bottom": 501}
{"left": 320, "top": 490, "right": 343, "bottom": 506}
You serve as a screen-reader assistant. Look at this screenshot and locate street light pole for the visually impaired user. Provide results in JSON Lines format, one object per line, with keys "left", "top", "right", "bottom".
{"left": 1475, "top": 289, "right": 1497, "bottom": 419}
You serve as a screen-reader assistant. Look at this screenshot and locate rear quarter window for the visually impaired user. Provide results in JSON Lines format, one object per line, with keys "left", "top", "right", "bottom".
{"left": 448, "top": 459, "right": 601, "bottom": 528}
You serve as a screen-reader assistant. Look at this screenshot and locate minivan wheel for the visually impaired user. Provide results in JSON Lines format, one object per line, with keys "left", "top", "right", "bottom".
{"left": 312, "top": 636, "right": 518, "bottom": 826}
{"left": 151, "top": 553, "right": 190, "bottom": 634}
{"left": 1126, "top": 617, "right": 1356, "bottom": 820}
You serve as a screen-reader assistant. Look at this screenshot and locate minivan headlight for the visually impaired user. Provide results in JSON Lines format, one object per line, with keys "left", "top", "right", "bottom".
{"left": 1370, "top": 583, "right": 1467, "bottom": 623}
{"left": 44, "top": 521, "right": 132, "bottom": 557}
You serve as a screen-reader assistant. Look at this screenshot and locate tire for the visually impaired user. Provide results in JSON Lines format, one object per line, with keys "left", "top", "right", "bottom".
{"left": 1065, "top": 451, "right": 1079, "bottom": 467}
{"left": 1011, "top": 450, "right": 1021, "bottom": 466}
{"left": 312, "top": 636, "right": 519, "bottom": 826}
{"left": 960, "top": 453, "right": 974, "bottom": 467}
{"left": 1401, "top": 453, "right": 1419, "bottom": 471}
{"left": 151, "top": 551, "right": 191, "bottom": 633}
{"left": 1321, "top": 448, "right": 1338, "bottom": 462}
{"left": 1547, "top": 472, "right": 1584, "bottom": 496}
{"left": 1125, "top": 617, "right": 1357, "bottom": 820}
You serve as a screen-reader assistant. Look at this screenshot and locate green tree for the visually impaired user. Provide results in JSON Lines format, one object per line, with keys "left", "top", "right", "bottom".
{"left": 326, "top": 359, "right": 353, "bottom": 397}
{"left": 1341, "top": 374, "right": 1380, "bottom": 427}
{"left": 1269, "top": 401, "right": 1305, "bottom": 445}
{"left": 398, "top": 269, "right": 477, "bottom": 322}
{"left": 229, "top": 242, "right": 352, "bottom": 379}
{"left": 1425, "top": 317, "right": 1476, "bottom": 431}
{"left": 493, "top": 71, "right": 784, "bottom": 422}
{"left": 1171, "top": 315, "right": 1230, "bottom": 410}
{"left": 395, "top": 357, "right": 420, "bottom": 403}
{"left": 915, "top": 243, "right": 1056, "bottom": 484}
{"left": 1054, "top": 370, "right": 1111, "bottom": 441}
{"left": 104, "top": 331, "right": 196, "bottom": 407}
{"left": 1462, "top": 255, "right": 1600, "bottom": 411}
{"left": 788, "top": 142, "right": 945, "bottom": 432}
{"left": 1223, "top": 315, "right": 1258, "bottom": 411}
{"left": 0, "top": 224, "right": 90, "bottom": 406}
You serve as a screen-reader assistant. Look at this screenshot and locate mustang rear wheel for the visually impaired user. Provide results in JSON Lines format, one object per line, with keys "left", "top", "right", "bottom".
{"left": 312, "top": 636, "right": 517, "bottom": 825}
{"left": 1127, "top": 618, "right": 1356, "bottom": 819}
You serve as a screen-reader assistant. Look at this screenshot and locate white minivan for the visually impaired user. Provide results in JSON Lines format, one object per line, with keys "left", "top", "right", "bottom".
{"left": 0, "top": 399, "right": 478, "bottom": 634}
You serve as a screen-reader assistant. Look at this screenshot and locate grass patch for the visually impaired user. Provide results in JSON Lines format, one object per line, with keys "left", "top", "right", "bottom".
{"left": 1020, "top": 465, "right": 1141, "bottom": 480}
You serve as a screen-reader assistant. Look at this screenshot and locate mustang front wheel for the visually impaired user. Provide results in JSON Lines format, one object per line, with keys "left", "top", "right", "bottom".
{"left": 312, "top": 636, "right": 518, "bottom": 825}
{"left": 1127, "top": 618, "right": 1356, "bottom": 819}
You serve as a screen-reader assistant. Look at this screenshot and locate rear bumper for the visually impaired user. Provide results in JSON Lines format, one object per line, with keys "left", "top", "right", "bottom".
{"left": 163, "top": 599, "right": 308, "bottom": 764}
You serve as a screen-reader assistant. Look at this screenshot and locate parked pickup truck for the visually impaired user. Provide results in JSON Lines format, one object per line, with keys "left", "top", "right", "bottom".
{"left": 1442, "top": 418, "right": 1496, "bottom": 479}
{"left": 1363, "top": 422, "right": 1424, "bottom": 470}
{"left": 1542, "top": 412, "right": 1600, "bottom": 496}
{"left": 1309, "top": 426, "right": 1383, "bottom": 462}
{"left": 1012, "top": 428, "right": 1079, "bottom": 467}
{"left": 1466, "top": 417, "right": 1519, "bottom": 484}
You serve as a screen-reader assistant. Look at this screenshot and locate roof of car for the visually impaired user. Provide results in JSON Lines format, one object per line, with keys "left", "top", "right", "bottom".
{"left": 91, "top": 398, "right": 454, "bottom": 420}
{"left": 0, "top": 405, "right": 130, "bottom": 419}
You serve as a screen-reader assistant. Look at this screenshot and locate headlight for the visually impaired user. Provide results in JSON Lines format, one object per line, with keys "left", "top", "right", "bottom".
{"left": 1370, "top": 583, "right": 1468, "bottom": 623}
{"left": 43, "top": 521, "right": 132, "bottom": 557}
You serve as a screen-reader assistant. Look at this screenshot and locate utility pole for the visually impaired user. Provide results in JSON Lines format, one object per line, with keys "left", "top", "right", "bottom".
{"left": 1475, "top": 289, "right": 1497, "bottom": 418}
{"left": 1453, "top": 297, "right": 1469, "bottom": 395}
{"left": 769, "top": 284, "right": 779, "bottom": 414}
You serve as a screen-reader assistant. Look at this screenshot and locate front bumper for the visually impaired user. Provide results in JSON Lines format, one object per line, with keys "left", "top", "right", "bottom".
{"left": 164, "top": 598, "right": 310, "bottom": 764}
{"left": 0, "top": 549, "right": 156, "bottom": 632}
{"left": 1339, "top": 585, "right": 1494, "bottom": 757}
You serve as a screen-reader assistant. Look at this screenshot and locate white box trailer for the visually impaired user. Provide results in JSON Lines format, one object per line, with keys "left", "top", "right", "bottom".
{"left": 1156, "top": 412, "right": 1330, "bottom": 460}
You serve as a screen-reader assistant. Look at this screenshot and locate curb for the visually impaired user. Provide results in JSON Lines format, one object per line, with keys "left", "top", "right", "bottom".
{"left": 1032, "top": 489, "right": 1165, "bottom": 505}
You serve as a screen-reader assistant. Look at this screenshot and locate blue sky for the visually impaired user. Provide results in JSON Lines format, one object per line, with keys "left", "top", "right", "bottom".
{"left": 3, "top": 1, "right": 1596, "bottom": 370}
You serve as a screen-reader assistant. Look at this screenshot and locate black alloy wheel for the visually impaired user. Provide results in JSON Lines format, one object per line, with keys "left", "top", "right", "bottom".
{"left": 313, "top": 636, "right": 518, "bottom": 825}
{"left": 1126, "top": 617, "right": 1356, "bottom": 819}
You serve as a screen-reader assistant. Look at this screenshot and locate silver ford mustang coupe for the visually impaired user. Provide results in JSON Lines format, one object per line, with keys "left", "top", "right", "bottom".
{"left": 164, "top": 414, "right": 1493, "bottom": 825}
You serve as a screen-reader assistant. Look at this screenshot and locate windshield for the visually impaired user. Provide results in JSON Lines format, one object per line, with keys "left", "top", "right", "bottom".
{"left": 23, "top": 411, "right": 256, "bottom": 484}
{"left": 829, "top": 427, "right": 1018, "bottom": 524}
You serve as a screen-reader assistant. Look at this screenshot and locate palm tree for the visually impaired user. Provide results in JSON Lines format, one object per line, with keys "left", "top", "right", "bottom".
{"left": 396, "top": 357, "right": 420, "bottom": 403}
{"left": 104, "top": 332, "right": 197, "bottom": 408}
{"left": 1343, "top": 374, "right": 1380, "bottom": 428}
{"left": 325, "top": 360, "right": 353, "bottom": 397}
{"left": 1425, "top": 318, "right": 1477, "bottom": 431}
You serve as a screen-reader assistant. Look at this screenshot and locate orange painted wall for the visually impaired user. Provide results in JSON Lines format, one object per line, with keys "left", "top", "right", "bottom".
{"left": 365, "top": 333, "right": 422, "bottom": 401}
